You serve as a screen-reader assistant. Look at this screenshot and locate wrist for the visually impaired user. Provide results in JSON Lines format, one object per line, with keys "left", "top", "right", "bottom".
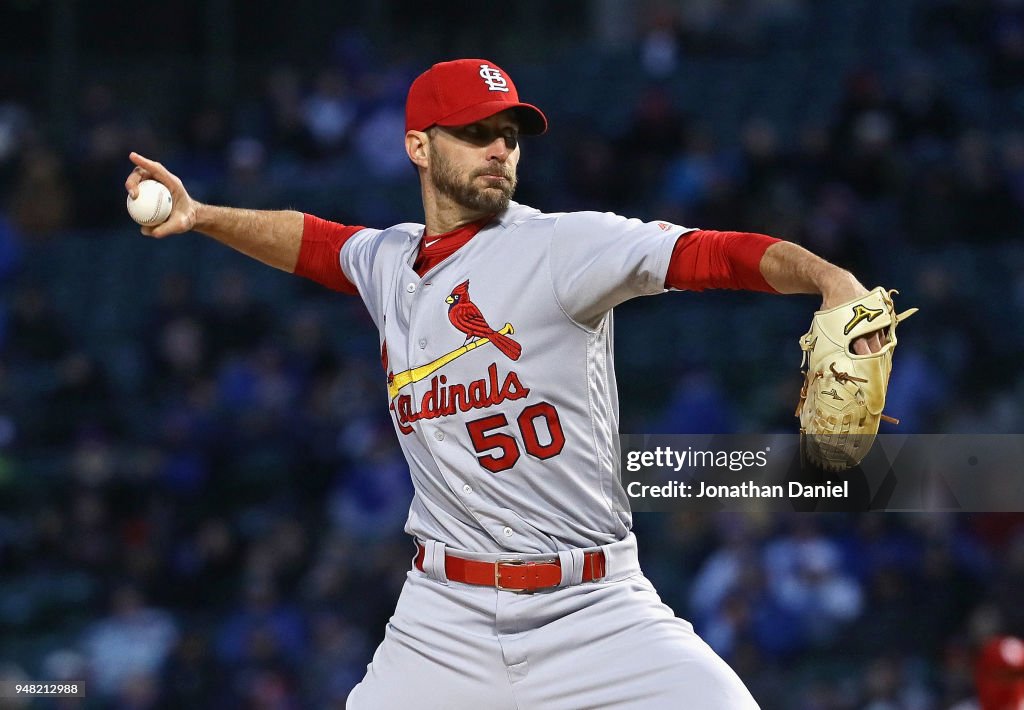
{"left": 819, "top": 268, "right": 867, "bottom": 310}
{"left": 191, "top": 201, "right": 211, "bottom": 232}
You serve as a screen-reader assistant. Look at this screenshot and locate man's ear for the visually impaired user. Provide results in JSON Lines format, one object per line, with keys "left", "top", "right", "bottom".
{"left": 406, "top": 130, "right": 429, "bottom": 169}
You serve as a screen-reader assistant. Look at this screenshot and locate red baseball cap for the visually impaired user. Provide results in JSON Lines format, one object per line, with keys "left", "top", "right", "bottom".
{"left": 405, "top": 59, "right": 548, "bottom": 135}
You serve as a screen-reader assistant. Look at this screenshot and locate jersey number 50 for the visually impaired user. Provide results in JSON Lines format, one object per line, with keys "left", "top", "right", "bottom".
{"left": 465, "top": 402, "right": 565, "bottom": 473}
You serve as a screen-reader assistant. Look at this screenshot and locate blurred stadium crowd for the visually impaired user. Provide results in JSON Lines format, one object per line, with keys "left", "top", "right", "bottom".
{"left": 1, "top": 0, "right": 1023, "bottom": 708}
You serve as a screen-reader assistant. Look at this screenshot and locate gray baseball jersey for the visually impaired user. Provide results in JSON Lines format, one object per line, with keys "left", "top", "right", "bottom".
{"left": 339, "top": 201, "right": 692, "bottom": 554}
{"left": 340, "top": 201, "right": 760, "bottom": 709}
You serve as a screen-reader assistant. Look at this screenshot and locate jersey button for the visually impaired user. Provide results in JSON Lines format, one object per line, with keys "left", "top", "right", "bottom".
{"left": 418, "top": 338, "right": 427, "bottom": 349}
{"left": 406, "top": 283, "right": 417, "bottom": 293}
{"left": 433, "top": 430, "right": 445, "bottom": 441}
{"left": 462, "top": 484, "right": 472, "bottom": 495}
{"left": 503, "top": 526, "right": 513, "bottom": 537}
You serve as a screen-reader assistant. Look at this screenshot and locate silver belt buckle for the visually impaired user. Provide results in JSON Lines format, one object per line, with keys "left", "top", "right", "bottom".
{"left": 494, "top": 557, "right": 529, "bottom": 593}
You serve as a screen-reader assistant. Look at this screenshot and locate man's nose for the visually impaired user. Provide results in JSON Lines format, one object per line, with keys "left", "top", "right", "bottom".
{"left": 486, "top": 136, "right": 513, "bottom": 162}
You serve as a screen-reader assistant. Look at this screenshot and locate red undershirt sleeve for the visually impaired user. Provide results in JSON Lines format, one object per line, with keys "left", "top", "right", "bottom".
{"left": 294, "top": 213, "right": 364, "bottom": 294}
{"left": 665, "top": 229, "right": 780, "bottom": 293}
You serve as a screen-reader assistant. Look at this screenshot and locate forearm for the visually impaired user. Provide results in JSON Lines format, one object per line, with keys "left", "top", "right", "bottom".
{"left": 193, "top": 204, "right": 305, "bottom": 273}
{"left": 759, "top": 241, "right": 863, "bottom": 307}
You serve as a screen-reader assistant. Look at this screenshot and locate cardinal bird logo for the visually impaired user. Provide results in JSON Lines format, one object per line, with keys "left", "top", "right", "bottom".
{"left": 445, "top": 280, "right": 522, "bottom": 361}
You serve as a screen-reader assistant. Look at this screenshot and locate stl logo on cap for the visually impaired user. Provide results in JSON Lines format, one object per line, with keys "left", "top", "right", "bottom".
{"left": 405, "top": 58, "right": 548, "bottom": 134}
{"left": 479, "top": 65, "right": 509, "bottom": 93}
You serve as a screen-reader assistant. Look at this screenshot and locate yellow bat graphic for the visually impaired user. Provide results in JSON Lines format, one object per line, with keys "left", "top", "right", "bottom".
{"left": 388, "top": 323, "right": 515, "bottom": 400}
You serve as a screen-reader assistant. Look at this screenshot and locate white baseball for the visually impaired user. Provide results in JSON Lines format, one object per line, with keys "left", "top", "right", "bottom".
{"left": 127, "top": 179, "right": 173, "bottom": 226}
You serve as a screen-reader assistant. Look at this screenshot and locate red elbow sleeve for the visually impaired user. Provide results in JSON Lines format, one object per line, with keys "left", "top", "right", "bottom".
{"left": 666, "top": 230, "right": 780, "bottom": 293}
{"left": 294, "top": 214, "right": 363, "bottom": 294}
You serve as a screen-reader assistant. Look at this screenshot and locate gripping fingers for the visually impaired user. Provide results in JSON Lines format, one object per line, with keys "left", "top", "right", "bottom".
{"left": 126, "top": 152, "right": 175, "bottom": 196}
{"left": 852, "top": 330, "right": 885, "bottom": 356}
{"left": 125, "top": 166, "right": 151, "bottom": 199}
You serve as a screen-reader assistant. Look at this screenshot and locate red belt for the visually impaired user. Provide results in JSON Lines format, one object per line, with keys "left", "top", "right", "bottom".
{"left": 414, "top": 543, "right": 607, "bottom": 593}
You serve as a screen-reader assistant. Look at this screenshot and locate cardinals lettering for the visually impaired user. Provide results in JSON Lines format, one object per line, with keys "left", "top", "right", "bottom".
{"left": 391, "top": 362, "right": 530, "bottom": 433}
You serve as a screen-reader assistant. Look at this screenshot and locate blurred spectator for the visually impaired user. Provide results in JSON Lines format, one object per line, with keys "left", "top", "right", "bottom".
{"left": 299, "top": 611, "right": 371, "bottom": 706}
{"left": 259, "top": 65, "right": 314, "bottom": 160}
{"left": 691, "top": 532, "right": 803, "bottom": 659}
{"left": 562, "top": 124, "right": 622, "bottom": 209}
{"left": 71, "top": 82, "right": 140, "bottom": 230}
{"left": 219, "top": 137, "right": 281, "bottom": 209}
{"left": 953, "top": 130, "right": 1021, "bottom": 240}
{"left": 215, "top": 576, "right": 307, "bottom": 670}
{"left": 352, "top": 99, "right": 410, "bottom": 180}
{"left": 654, "top": 370, "right": 736, "bottom": 434}
{"left": 860, "top": 655, "right": 932, "bottom": 709}
{"left": 40, "top": 352, "right": 122, "bottom": 445}
{"left": 801, "top": 183, "right": 868, "bottom": 276}
{"left": 155, "top": 378, "right": 219, "bottom": 498}
{"left": 65, "top": 484, "right": 117, "bottom": 571}
{"left": 147, "top": 272, "right": 206, "bottom": 332}
{"left": 615, "top": 87, "right": 689, "bottom": 207}
{"left": 661, "top": 124, "right": 737, "bottom": 218}
{"left": 836, "top": 106, "right": 905, "bottom": 201}
{"left": 902, "top": 155, "right": 962, "bottom": 245}
{"left": 303, "top": 70, "right": 357, "bottom": 158}
{"left": 159, "top": 629, "right": 226, "bottom": 709}
{"left": 892, "top": 60, "right": 962, "bottom": 149}
{"left": 944, "top": 637, "right": 982, "bottom": 709}
{"left": 148, "top": 314, "right": 211, "bottom": 392}
{"left": 917, "top": 540, "right": 981, "bottom": 652}
{"left": 675, "top": 0, "right": 804, "bottom": 54}
{"left": 282, "top": 307, "right": 339, "bottom": 385}
{"left": 7, "top": 147, "right": 73, "bottom": 238}
{"left": 179, "top": 104, "right": 230, "bottom": 186}
{"left": 989, "top": 0, "right": 1024, "bottom": 89}
{"left": 170, "top": 516, "right": 242, "bottom": 611}
{"left": 763, "top": 518, "right": 864, "bottom": 647}
{"left": 832, "top": 71, "right": 896, "bottom": 151}
{"left": 736, "top": 118, "right": 785, "bottom": 201}
{"left": 328, "top": 425, "right": 412, "bottom": 540}
{"left": 639, "top": 4, "right": 684, "bottom": 78}
{"left": 81, "top": 583, "right": 179, "bottom": 697}
{"left": 41, "top": 647, "right": 88, "bottom": 688}
{"left": 8, "top": 284, "right": 71, "bottom": 364}
{"left": 206, "top": 268, "right": 274, "bottom": 359}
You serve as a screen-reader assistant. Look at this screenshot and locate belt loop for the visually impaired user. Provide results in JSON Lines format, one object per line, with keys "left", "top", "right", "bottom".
{"left": 600, "top": 533, "right": 640, "bottom": 581}
{"left": 423, "top": 540, "right": 448, "bottom": 584}
{"left": 557, "top": 549, "right": 585, "bottom": 587}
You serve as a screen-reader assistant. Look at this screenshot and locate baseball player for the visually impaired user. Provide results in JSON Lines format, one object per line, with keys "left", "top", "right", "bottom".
{"left": 126, "top": 59, "right": 889, "bottom": 709}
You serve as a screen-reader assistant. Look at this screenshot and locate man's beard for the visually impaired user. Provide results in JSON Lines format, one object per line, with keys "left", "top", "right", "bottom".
{"left": 429, "top": 147, "right": 517, "bottom": 214}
